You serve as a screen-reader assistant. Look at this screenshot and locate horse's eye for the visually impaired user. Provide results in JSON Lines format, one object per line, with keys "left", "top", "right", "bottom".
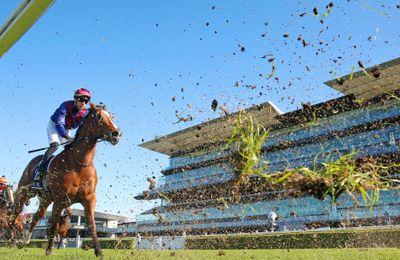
{"left": 97, "top": 113, "right": 102, "bottom": 120}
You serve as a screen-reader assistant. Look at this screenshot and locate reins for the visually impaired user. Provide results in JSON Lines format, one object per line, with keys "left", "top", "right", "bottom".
{"left": 28, "top": 106, "right": 115, "bottom": 170}
{"left": 27, "top": 136, "right": 103, "bottom": 154}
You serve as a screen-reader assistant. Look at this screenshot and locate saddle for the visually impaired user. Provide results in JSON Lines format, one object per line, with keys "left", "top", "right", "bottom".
{"left": 32, "top": 156, "right": 54, "bottom": 194}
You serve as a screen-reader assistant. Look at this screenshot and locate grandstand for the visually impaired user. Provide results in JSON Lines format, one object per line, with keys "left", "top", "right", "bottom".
{"left": 133, "top": 58, "right": 400, "bottom": 236}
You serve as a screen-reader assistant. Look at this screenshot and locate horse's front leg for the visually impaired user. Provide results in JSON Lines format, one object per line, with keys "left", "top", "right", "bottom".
{"left": 56, "top": 234, "right": 63, "bottom": 249}
{"left": 84, "top": 194, "right": 103, "bottom": 257}
{"left": 45, "top": 204, "right": 62, "bottom": 256}
{"left": 7, "top": 186, "right": 31, "bottom": 241}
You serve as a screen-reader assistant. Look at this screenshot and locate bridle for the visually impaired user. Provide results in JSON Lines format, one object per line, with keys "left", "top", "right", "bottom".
{"left": 94, "top": 108, "right": 120, "bottom": 142}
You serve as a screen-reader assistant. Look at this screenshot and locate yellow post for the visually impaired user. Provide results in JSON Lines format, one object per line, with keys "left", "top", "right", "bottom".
{"left": 0, "top": 0, "right": 55, "bottom": 58}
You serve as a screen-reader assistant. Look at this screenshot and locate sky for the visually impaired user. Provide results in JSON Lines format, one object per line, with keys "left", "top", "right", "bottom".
{"left": 0, "top": 0, "right": 399, "bottom": 219}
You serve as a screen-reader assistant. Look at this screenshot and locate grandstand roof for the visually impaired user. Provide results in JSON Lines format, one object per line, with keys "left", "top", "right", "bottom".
{"left": 324, "top": 57, "right": 400, "bottom": 101}
{"left": 141, "top": 57, "right": 400, "bottom": 157}
{"left": 140, "top": 101, "right": 282, "bottom": 156}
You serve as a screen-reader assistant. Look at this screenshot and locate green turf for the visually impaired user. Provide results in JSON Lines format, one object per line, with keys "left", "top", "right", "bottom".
{"left": 0, "top": 248, "right": 399, "bottom": 260}
{"left": 185, "top": 227, "right": 400, "bottom": 249}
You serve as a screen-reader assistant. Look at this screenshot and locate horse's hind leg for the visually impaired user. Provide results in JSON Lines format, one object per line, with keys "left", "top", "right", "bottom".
{"left": 25, "top": 199, "right": 50, "bottom": 244}
{"left": 10, "top": 186, "right": 31, "bottom": 218}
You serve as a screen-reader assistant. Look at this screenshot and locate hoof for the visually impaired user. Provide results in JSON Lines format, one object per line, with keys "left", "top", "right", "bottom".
{"left": 45, "top": 248, "right": 52, "bottom": 256}
{"left": 94, "top": 248, "right": 103, "bottom": 258}
{"left": 24, "top": 233, "right": 32, "bottom": 245}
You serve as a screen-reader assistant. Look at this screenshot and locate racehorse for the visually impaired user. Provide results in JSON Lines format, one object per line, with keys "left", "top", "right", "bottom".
{"left": 9, "top": 102, "right": 121, "bottom": 257}
{"left": 0, "top": 186, "right": 24, "bottom": 240}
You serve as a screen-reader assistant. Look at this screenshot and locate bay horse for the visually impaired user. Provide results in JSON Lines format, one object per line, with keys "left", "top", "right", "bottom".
{"left": 9, "top": 102, "right": 121, "bottom": 257}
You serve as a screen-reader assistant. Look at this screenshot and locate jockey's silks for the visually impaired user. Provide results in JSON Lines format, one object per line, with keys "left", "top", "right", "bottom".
{"left": 50, "top": 100, "right": 88, "bottom": 138}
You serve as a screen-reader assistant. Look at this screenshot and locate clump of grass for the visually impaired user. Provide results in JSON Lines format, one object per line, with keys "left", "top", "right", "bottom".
{"left": 216, "top": 197, "right": 230, "bottom": 210}
{"left": 227, "top": 111, "right": 269, "bottom": 185}
{"left": 270, "top": 152, "right": 399, "bottom": 206}
{"left": 228, "top": 112, "right": 399, "bottom": 207}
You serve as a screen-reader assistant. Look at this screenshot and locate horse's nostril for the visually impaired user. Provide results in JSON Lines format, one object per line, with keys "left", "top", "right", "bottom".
{"left": 112, "top": 131, "right": 119, "bottom": 137}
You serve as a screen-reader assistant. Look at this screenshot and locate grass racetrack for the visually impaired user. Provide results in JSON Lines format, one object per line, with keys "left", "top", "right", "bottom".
{"left": 185, "top": 227, "right": 400, "bottom": 249}
{"left": 0, "top": 248, "right": 400, "bottom": 259}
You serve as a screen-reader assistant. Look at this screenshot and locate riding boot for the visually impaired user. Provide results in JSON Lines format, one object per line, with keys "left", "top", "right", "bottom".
{"left": 38, "top": 142, "right": 59, "bottom": 172}
{"left": 32, "top": 142, "right": 59, "bottom": 188}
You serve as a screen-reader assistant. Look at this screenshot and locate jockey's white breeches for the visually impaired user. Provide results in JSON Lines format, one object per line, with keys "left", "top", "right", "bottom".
{"left": 47, "top": 120, "right": 70, "bottom": 145}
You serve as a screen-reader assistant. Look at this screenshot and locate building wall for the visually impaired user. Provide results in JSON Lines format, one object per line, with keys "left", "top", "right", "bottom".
{"left": 30, "top": 213, "right": 125, "bottom": 239}
{"left": 105, "top": 219, "right": 119, "bottom": 228}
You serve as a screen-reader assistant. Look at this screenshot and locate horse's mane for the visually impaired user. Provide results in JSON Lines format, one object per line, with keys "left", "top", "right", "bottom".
{"left": 74, "top": 108, "right": 94, "bottom": 140}
{"left": 73, "top": 104, "right": 107, "bottom": 142}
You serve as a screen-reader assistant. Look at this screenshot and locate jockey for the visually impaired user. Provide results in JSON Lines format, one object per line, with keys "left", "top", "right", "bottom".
{"left": 32, "top": 88, "right": 91, "bottom": 189}
{"left": 0, "top": 175, "right": 14, "bottom": 206}
{"left": 0, "top": 175, "right": 8, "bottom": 193}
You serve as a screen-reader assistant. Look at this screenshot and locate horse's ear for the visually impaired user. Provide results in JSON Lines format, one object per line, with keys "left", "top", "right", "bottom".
{"left": 89, "top": 102, "right": 97, "bottom": 110}
{"left": 99, "top": 102, "right": 106, "bottom": 110}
